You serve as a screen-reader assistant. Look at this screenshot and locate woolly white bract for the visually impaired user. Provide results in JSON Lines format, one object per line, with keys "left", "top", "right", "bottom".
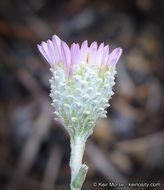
{"left": 50, "top": 63, "right": 116, "bottom": 140}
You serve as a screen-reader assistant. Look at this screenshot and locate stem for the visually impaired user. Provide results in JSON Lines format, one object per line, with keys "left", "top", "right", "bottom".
{"left": 70, "top": 136, "right": 88, "bottom": 190}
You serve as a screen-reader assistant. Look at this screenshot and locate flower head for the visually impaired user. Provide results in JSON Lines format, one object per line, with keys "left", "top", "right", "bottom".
{"left": 38, "top": 34, "right": 122, "bottom": 140}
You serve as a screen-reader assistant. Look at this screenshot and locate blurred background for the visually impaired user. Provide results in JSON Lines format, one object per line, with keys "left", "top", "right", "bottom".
{"left": 0, "top": 0, "right": 164, "bottom": 190}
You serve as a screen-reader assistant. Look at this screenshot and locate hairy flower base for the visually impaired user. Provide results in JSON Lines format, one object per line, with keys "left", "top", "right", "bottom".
{"left": 50, "top": 62, "right": 116, "bottom": 140}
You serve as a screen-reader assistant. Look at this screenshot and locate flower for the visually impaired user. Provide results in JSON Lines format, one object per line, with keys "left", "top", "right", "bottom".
{"left": 37, "top": 34, "right": 122, "bottom": 140}
{"left": 38, "top": 34, "right": 123, "bottom": 190}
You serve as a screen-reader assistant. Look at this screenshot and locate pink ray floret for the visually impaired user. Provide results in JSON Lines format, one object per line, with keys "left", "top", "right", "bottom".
{"left": 37, "top": 34, "right": 122, "bottom": 77}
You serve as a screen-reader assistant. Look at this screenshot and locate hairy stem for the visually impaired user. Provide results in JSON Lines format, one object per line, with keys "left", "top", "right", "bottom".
{"left": 70, "top": 136, "right": 88, "bottom": 190}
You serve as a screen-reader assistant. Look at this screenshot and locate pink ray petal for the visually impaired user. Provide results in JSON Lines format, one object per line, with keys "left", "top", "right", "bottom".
{"left": 80, "top": 40, "right": 88, "bottom": 63}
{"left": 88, "top": 41, "right": 97, "bottom": 65}
{"left": 61, "top": 41, "right": 71, "bottom": 77}
{"left": 47, "top": 39, "right": 57, "bottom": 66}
{"left": 38, "top": 42, "right": 52, "bottom": 65}
{"left": 96, "top": 42, "right": 104, "bottom": 67}
{"left": 37, "top": 44, "right": 49, "bottom": 63}
{"left": 102, "top": 45, "right": 109, "bottom": 67}
{"left": 71, "top": 43, "right": 80, "bottom": 65}
{"left": 107, "top": 48, "right": 122, "bottom": 67}
{"left": 52, "top": 35, "right": 62, "bottom": 63}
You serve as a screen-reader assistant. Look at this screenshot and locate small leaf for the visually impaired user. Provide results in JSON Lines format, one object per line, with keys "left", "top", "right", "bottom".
{"left": 72, "top": 164, "right": 88, "bottom": 189}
